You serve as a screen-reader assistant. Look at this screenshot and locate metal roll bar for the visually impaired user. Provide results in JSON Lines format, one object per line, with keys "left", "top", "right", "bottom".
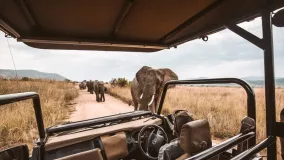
{"left": 158, "top": 78, "right": 255, "bottom": 118}
{"left": 157, "top": 78, "right": 256, "bottom": 148}
{"left": 231, "top": 136, "right": 275, "bottom": 160}
{"left": 186, "top": 132, "right": 255, "bottom": 160}
{"left": 0, "top": 92, "right": 45, "bottom": 139}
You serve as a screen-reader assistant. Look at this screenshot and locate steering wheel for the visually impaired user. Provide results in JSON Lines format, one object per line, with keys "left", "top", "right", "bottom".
{"left": 138, "top": 124, "right": 169, "bottom": 160}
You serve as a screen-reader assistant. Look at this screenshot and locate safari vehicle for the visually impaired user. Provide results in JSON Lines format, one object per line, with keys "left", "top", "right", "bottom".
{"left": 1, "top": 0, "right": 284, "bottom": 160}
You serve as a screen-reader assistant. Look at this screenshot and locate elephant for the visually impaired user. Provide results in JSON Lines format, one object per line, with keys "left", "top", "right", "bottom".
{"left": 91, "top": 80, "right": 105, "bottom": 102}
{"left": 130, "top": 66, "right": 178, "bottom": 113}
{"left": 79, "top": 81, "right": 86, "bottom": 90}
{"left": 86, "top": 80, "right": 93, "bottom": 93}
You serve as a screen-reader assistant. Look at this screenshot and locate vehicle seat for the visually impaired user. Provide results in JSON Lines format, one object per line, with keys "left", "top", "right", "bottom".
{"left": 55, "top": 148, "right": 103, "bottom": 160}
{"left": 177, "top": 119, "right": 212, "bottom": 160}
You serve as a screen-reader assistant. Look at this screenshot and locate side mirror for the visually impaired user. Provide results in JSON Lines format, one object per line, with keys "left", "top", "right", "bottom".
{"left": 0, "top": 145, "right": 29, "bottom": 160}
{"left": 272, "top": 9, "right": 284, "bottom": 27}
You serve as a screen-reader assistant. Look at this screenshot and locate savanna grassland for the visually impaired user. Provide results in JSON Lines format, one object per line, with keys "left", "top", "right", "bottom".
{"left": 0, "top": 79, "right": 78, "bottom": 150}
{"left": 107, "top": 85, "right": 284, "bottom": 156}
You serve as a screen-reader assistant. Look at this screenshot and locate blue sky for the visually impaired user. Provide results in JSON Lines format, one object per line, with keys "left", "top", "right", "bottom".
{"left": 0, "top": 17, "right": 284, "bottom": 81}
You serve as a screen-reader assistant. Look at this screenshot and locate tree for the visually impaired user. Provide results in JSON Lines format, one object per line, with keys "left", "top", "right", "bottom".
{"left": 117, "top": 78, "right": 128, "bottom": 87}
{"left": 21, "top": 77, "right": 31, "bottom": 81}
{"left": 110, "top": 78, "right": 118, "bottom": 87}
{"left": 64, "top": 79, "right": 71, "bottom": 82}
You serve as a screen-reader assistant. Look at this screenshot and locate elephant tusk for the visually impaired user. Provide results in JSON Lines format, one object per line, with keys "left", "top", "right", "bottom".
{"left": 140, "top": 93, "right": 143, "bottom": 99}
{"left": 148, "top": 95, "right": 155, "bottom": 106}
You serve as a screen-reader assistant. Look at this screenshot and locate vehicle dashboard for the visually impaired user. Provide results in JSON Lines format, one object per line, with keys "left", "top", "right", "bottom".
{"left": 44, "top": 116, "right": 167, "bottom": 160}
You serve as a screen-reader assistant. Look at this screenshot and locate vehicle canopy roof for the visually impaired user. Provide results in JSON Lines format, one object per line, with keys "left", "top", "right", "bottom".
{"left": 0, "top": 0, "right": 284, "bottom": 52}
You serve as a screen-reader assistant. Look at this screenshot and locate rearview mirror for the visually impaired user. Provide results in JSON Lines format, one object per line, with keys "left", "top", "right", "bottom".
{"left": 272, "top": 9, "right": 284, "bottom": 27}
{"left": 0, "top": 145, "right": 29, "bottom": 160}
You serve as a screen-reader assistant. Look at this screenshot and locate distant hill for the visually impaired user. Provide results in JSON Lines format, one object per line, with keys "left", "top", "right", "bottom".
{"left": 242, "top": 76, "right": 264, "bottom": 81}
{"left": 245, "top": 78, "right": 284, "bottom": 87}
{"left": 185, "top": 76, "right": 284, "bottom": 87}
{"left": 0, "top": 69, "right": 67, "bottom": 81}
{"left": 242, "top": 76, "right": 284, "bottom": 87}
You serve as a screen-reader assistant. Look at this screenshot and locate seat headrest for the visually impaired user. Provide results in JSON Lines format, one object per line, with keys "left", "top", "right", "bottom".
{"left": 180, "top": 119, "right": 212, "bottom": 155}
{"left": 173, "top": 110, "right": 194, "bottom": 136}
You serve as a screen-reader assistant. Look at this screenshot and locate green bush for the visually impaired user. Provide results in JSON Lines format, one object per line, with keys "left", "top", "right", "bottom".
{"left": 117, "top": 78, "right": 128, "bottom": 87}
{"left": 21, "top": 77, "right": 32, "bottom": 81}
{"left": 64, "top": 79, "right": 71, "bottom": 82}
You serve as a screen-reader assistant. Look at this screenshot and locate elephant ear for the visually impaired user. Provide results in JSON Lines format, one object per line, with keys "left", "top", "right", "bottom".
{"left": 136, "top": 66, "right": 152, "bottom": 83}
{"left": 159, "top": 68, "right": 178, "bottom": 86}
{"left": 156, "top": 69, "right": 165, "bottom": 84}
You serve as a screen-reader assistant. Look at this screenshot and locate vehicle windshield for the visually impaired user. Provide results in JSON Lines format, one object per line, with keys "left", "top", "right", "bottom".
{"left": 1, "top": 12, "right": 284, "bottom": 157}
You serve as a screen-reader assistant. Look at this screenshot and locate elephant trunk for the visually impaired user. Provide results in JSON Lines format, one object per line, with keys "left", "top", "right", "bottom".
{"left": 139, "top": 85, "right": 156, "bottom": 113}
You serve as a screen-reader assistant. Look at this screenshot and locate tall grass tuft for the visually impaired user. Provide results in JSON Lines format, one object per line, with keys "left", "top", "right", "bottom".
{"left": 0, "top": 79, "right": 78, "bottom": 150}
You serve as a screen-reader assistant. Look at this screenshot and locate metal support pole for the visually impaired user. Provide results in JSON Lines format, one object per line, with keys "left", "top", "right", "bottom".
{"left": 262, "top": 7, "right": 277, "bottom": 160}
{"left": 226, "top": 24, "right": 264, "bottom": 49}
{"left": 33, "top": 97, "right": 45, "bottom": 140}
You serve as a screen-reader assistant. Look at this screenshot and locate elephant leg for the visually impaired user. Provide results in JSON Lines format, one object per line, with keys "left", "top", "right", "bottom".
{"left": 130, "top": 89, "right": 138, "bottom": 110}
{"left": 133, "top": 99, "right": 138, "bottom": 111}
{"left": 102, "top": 92, "right": 105, "bottom": 102}
{"left": 134, "top": 103, "right": 138, "bottom": 111}
{"left": 148, "top": 100, "right": 156, "bottom": 114}
{"left": 99, "top": 93, "right": 102, "bottom": 102}
{"left": 96, "top": 93, "right": 99, "bottom": 102}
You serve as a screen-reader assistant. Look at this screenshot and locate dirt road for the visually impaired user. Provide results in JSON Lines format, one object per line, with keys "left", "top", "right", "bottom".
{"left": 69, "top": 89, "right": 133, "bottom": 122}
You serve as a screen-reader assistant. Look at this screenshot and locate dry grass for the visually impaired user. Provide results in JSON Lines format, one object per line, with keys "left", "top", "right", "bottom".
{"left": 106, "top": 84, "right": 132, "bottom": 105}
{"left": 0, "top": 79, "right": 78, "bottom": 150}
{"left": 107, "top": 85, "right": 284, "bottom": 157}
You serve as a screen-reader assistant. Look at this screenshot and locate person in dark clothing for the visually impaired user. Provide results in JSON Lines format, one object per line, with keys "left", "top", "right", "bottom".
{"left": 158, "top": 110, "right": 194, "bottom": 160}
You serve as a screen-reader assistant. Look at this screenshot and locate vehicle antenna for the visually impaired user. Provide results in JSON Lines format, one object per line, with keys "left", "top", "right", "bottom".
{"left": 5, "top": 35, "right": 18, "bottom": 80}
